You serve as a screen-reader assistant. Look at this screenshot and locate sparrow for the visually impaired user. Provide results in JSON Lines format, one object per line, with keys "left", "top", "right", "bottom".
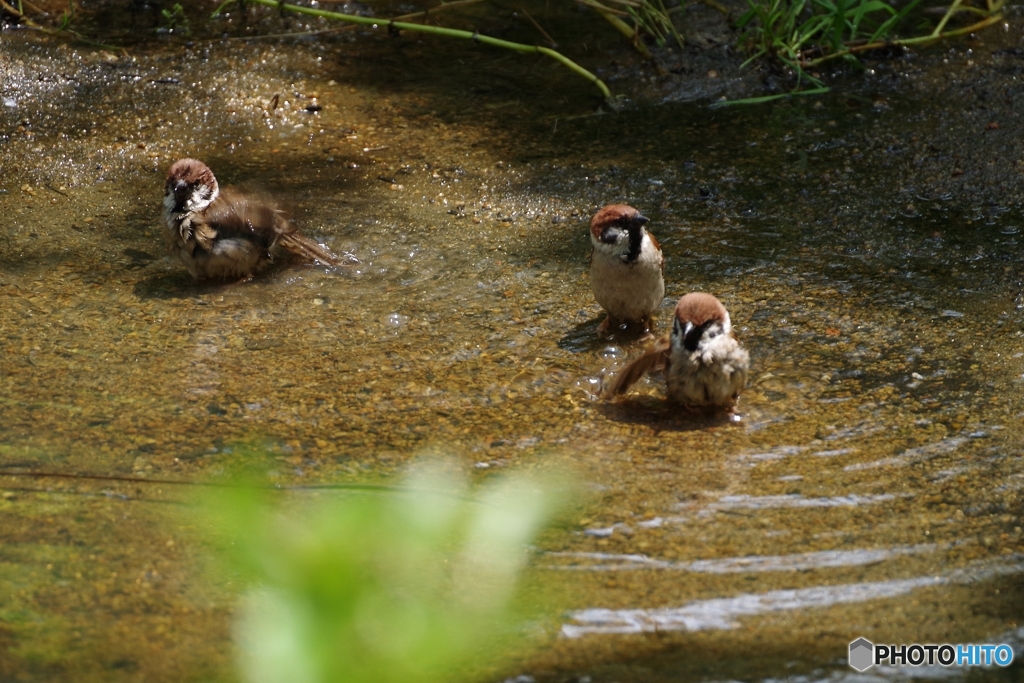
{"left": 162, "top": 158, "right": 349, "bottom": 280}
{"left": 603, "top": 292, "right": 749, "bottom": 412}
{"left": 588, "top": 204, "right": 665, "bottom": 336}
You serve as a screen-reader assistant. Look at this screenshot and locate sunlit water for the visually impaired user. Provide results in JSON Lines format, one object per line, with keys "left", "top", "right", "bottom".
{"left": 2, "top": 11, "right": 1024, "bottom": 682}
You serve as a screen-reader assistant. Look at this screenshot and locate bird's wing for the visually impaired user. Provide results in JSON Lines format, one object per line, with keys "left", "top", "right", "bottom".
{"left": 602, "top": 334, "right": 671, "bottom": 398}
{"left": 199, "top": 188, "right": 288, "bottom": 252}
{"left": 647, "top": 230, "right": 664, "bottom": 274}
{"left": 191, "top": 220, "right": 219, "bottom": 252}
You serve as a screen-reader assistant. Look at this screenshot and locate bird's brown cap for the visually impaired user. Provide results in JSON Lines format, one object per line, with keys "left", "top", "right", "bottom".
{"left": 674, "top": 292, "right": 729, "bottom": 327}
{"left": 589, "top": 204, "right": 649, "bottom": 241}
{"left": 166, "top": 158, "right": 218, "bottom": 193}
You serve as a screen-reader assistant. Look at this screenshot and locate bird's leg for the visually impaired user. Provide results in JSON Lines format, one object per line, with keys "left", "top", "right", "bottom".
{"left": 638, "top": 314, "right": 657, "bottom": 342}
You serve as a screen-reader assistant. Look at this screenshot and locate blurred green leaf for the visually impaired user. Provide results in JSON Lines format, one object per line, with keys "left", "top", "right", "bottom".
{"left": 197, "top": 460, "right": 573, "bottom": 683}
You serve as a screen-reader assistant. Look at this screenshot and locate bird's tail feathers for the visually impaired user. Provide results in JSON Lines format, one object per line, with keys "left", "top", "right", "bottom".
{"left": 278, "top": 233, "right": 358, "bottom": 266}
{"left": 601, "top": 334, "right": 670, "bottom": 399}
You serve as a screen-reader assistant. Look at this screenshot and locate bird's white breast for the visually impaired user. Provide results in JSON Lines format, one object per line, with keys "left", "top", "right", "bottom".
{"left": 590, "top": 232, "right": 665, "bottom": 322}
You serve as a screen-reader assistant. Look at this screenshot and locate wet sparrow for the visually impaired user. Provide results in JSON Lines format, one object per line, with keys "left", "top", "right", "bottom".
{"left": 162, "top": 158, "right": 349, "bottom": 280}
{"left": 588, "top": 204, "right": 665, "bottom": 336}
{"left": 603, "top": 292, "right": 749, "bottom": 412}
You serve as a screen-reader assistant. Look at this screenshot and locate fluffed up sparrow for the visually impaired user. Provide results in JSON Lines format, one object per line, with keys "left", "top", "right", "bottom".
{"left": 162, "top": 158, "right": 351, "bottom": 280}
{"left": 588, "top": 204, "right": 665, "bottom": 336}
{"left": 603, "top": 292, "right": 749, "bottom": 412}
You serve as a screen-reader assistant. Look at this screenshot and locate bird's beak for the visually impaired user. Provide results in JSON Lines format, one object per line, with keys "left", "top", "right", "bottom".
{"left": 634, "top": 214, "right": 650, "bottom": 226}
{"left": 171, "top": 180, "right": 190, "bottom": 210}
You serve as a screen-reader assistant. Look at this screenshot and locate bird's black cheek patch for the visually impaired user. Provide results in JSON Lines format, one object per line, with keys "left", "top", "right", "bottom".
{"left": 599, "top": 226, "right": 620, "bottom": 245}
{"left": 683, "top": 322, "right": 709, "bottom": 352}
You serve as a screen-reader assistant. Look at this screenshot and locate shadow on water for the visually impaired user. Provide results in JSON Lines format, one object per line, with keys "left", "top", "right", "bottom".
{"left": 557, "top": 317, "right": 659, "bottom": 354}
{"left": 596, "top": 397, "right": 736, "bottom": 433}
{"left": 132, "top": 270, "right": 222, "bottom": 299}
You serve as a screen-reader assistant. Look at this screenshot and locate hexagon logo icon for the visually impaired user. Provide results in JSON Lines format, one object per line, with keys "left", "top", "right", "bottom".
{"left": 849, "top": 637, "right": 875, "bottom": 672}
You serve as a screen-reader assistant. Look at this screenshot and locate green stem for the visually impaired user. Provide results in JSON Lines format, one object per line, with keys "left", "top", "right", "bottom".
{"left": 204, "top": 0, "right": 489, "bottom": 43}
{"left": 803, "top": 11, "right": 1002, "bottom": 67}
{"left": 711, "top": 85, "right": 830, "bottom": 106}
{"left": 930, "top": 0, "right": 963, "bottom": 35}
{"left": 212, "top": 0, "right": 612, "bottom": 99}
{"left": 581, "top": 0, "right": 654, "bottom": 58}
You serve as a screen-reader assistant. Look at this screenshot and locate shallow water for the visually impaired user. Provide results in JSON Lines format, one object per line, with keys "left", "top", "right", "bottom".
{"left": 2, "top": 9, "right": 1024, "bottom": 682}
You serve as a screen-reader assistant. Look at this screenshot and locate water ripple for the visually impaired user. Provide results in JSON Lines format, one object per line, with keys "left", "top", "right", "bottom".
{"left": 844, "top": 437, "right": 968, "bottom": 471}
{"left": 561, "top": 554, "right": 1024, "bottom": 638}
{"left": 674, "top": 494, "right": 905, "bottom": 511}
{"left": 545, "top": 544, "right": 936, "bottom": 572}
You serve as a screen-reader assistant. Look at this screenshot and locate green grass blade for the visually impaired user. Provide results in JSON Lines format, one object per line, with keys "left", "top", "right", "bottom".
{"left": 711, "top": 86, "right": 831, "bottom": 107}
